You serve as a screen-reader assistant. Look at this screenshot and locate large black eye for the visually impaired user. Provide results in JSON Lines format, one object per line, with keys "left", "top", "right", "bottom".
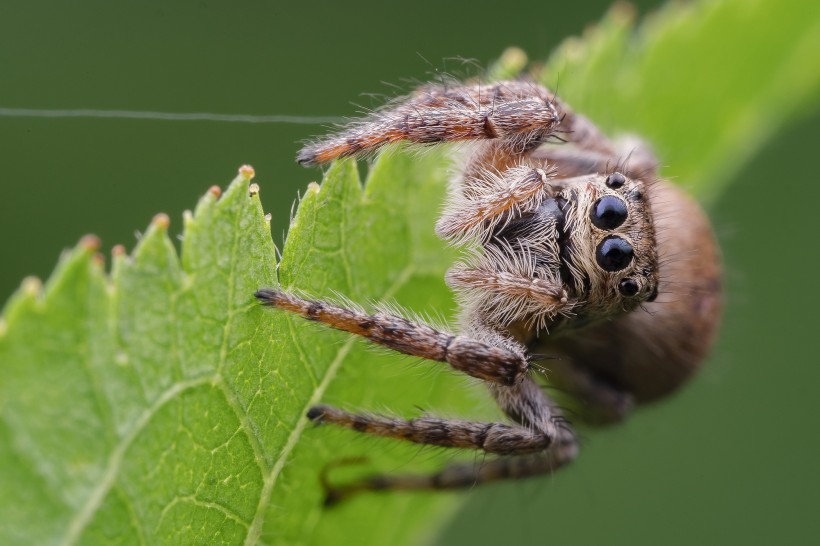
{"left": 591, "top": 196, "right": 628, "bottom": 230}
{"left": 596, "top": 236, "right": 634, "bottom": 272}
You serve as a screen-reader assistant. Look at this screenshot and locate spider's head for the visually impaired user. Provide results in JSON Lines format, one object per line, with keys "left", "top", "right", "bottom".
{"left": 559, "top": 171, "right": 660, "bottom": 321}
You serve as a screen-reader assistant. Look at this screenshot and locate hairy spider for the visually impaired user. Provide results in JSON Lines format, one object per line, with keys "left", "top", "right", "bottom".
{"left": 255, "top": 80, "right": 722, "bottom": 505}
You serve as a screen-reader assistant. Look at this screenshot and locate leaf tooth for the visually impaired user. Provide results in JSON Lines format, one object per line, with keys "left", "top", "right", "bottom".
{"left": 316, "top": 158, "right": 362, "bottom": 202}
{"left": 0, "top": 274, "right": 44, "bottom": 322}
{"left": 20, "top": 275, "right": 43, "bottom": 297}
{"left": 239, "top": 164, "right": 256, "bottom": 181}
{"left": 151, "top": 212, "right": 170, "bottom": 230}
{"left": 79, "top": 234, "right": 102, "bottom": 253}
{"left": 111, "top": 244, "right": 126, "bottom": 258}
{"left": 207, "top": 184, "right": 222, "bottom": 198}
{"left": 190, "top": 179, "right": 228, "bottom": 222}
{"left": 36, "top": 236, "right": 103, "bottom": 304}
{"left": 109, "top": 244, "right": 128, "bottom": 283}
{"left": 130, "top": 212, "right": 181, "bottom": 284}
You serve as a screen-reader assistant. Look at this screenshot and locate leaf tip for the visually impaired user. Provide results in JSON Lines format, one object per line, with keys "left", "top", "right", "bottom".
{"left": 109, "top": 244, "right": 129, "bottom": 282}
{"left": 20, "top": 275, "right": 43, "bottom": 297}
{"left": 191, "top": 182, "right": 225, "bottom": 221}
{"left": 488, "top": 47, "right": 529, "bottom": 81}
{"left": 83, "top": 236, "right": 107, "bottom": 272}
{"left": 1, "top": 275, "right": 43, "bottom": 326}
{"left": 239, "top": 164, "right": 256, "bottom": 181}
{"left": 110, "top": 243, "right": 127, "bottom": 271}
{"left": 129, "top": 213, "right": 173, "bottom": 261}
{"left": 151, "top": 212, "right": 171, "bottom": 231}
{"left": 207, "top": 184, "right": 222, "bottom": 199}
{"left": 608, "top": 0, "right": 638, "bottom": 25}
{"left": 79, "top": 234, "right": 101, "bottom": 253}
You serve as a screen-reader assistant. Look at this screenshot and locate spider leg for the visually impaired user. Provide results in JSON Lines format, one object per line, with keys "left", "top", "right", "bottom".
{"left": 308, "top": 377, "right": 571, "bottom": 456}
{"left": 445, "top": 238, "right": 571, "bottom": 328}
{"left": 535, "top": 357, "right": 636, "bottom": 426}
{"left": 447, "top": 268, "right": 568, "bottom": 308}
{"left": 551, "top": 106, "right": 619, "bottom": 156}
{"left": 312, "top": 377, "right": 577, "bottom": 505}
{"left": 254, "top": 289, "right": 530, "bottom": 385}
{"left": 529, "top": 141, "right": 659, "bottom": 180}
{"left": 297, "top": 79, "right": 628, "bottom": 177}
{"left": 307, "top": 405, "right": 552, "bottom": 456}
{"left": 322, "top": 449, "right": 577, "bottom": 506}
{"left": 297, "top": 81, "right": 561, "bottom": 166}
{"left": 530, "top": 147, "right": 622, "bottom": 178}
{"left": 435, "top": 165, "right": 553, "bottom": 241}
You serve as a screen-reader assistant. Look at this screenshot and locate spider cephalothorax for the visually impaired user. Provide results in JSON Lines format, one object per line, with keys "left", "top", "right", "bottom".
{"left": 442, "top": 167, "right": 660, "bottom": 335}
{"left": 257, "top": 79, "right": 722, "bottom": 504}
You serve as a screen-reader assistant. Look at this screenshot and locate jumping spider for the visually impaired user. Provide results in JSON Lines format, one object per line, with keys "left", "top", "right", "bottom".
{"left": 255, "top": 80, "right": 722, "bottom": 505}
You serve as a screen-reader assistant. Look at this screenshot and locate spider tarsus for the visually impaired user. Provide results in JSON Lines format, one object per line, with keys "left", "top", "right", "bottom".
{"left": 296, "top": 149, "right": 318, "bottom": 167}
{"left": 306, "top": 405, "right": 328, "bottom": 422}
{"left": 253, "top": 288, "right": 280, "bottom": 305}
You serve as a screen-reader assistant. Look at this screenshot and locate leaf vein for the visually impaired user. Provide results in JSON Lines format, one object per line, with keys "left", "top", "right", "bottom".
{"left": 242, "top": 264, "right": 416, "bottom": 546}
{"left": 60, "top": 375, "right": 215, "bottom": 546}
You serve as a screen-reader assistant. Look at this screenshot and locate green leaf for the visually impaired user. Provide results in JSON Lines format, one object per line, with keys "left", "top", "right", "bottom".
{"left": 2, "top": 1, "right": 819, "bottom": 545}
{"left": 0, "top": 155, "right": 487, "bottom": 546}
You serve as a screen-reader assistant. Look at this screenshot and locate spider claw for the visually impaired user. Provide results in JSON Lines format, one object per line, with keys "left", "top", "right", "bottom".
{"left": 306, "top": 404, "right": 329, "bottom": 423}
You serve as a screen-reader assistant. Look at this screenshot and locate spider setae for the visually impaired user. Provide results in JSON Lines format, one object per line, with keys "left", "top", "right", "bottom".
{"left": 255, "top": 80, "right": 722, "bottom": 505}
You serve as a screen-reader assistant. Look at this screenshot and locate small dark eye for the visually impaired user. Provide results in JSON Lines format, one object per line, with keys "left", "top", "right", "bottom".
{"left": 646, "top": 285, "right": 659, "bottom": 302}
{"left": 618, "top": 278, "right": 639, "bottom": 297}
{"left": 606, "top": 172, "right": 626, "bottom": 189}
{"left": 591, "top": 196, "right": 628, "bottom": 230}
{"left": 596, "top": 236, "right": 634, "bottom": 272}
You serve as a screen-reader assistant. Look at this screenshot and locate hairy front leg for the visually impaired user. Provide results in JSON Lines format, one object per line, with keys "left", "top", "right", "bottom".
{"left": 296, "top": 81, "right": 561, "bottom": 166}
{"left": 255, "top": 289, "right": 530, "bottom": 385}
{"left": 435, "top": 165, "right": 554, "bottom": 242}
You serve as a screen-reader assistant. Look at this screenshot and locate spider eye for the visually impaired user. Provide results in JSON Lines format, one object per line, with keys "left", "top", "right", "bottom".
{"left": 606, "top": 172, "right": 626, "bottom": 189}
{"left": 591, "top": 196, "right": 628, "bottom": 230}
{"left": 596, "top": 236, "right": 634, "bottom": 272}
{"left": 646, "top": 285, "right": 659, "bottom": 302}
{"left": 618, "top": 278, "right": 639, "bottom": 297}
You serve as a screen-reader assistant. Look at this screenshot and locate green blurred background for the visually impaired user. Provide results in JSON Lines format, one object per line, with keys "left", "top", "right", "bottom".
{"left": 2, "top": 1, "right": 818, "bottom": 544}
